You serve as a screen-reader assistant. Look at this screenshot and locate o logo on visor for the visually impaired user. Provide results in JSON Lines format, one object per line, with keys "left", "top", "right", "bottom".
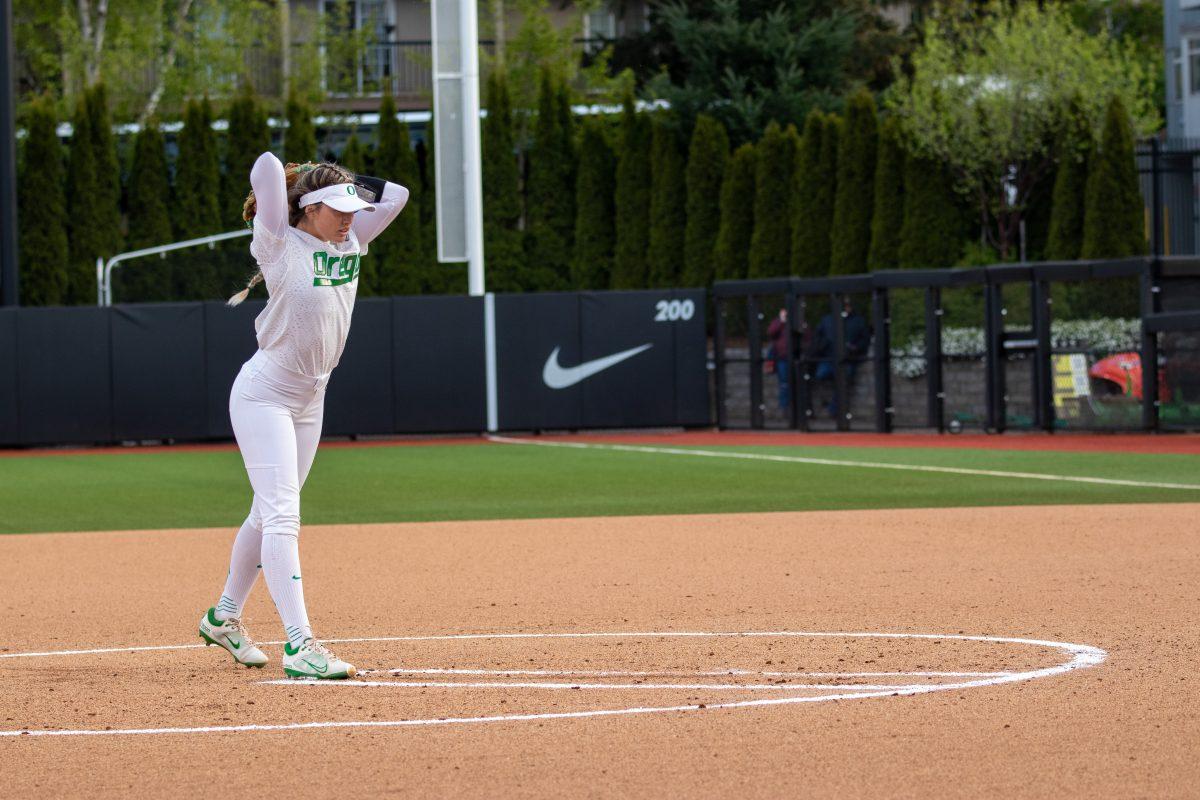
{"left": 346, "top": 185, "right": 356, "bottom": 195}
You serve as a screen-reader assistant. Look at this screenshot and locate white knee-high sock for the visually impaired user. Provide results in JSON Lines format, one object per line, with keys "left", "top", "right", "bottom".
{"left": 215, "top": 515, "right": 263, "bottom": 620}
{"left": 261, "top": 531, "right": 312, "bottom": 647}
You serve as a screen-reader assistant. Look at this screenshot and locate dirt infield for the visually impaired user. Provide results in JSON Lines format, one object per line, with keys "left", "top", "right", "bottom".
{"left": 3, "top": 505, "right": 1198, "bottom": 798}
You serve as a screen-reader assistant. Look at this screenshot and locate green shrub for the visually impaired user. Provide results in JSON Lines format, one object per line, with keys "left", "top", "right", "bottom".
{"left": 120, "top": 121, "right": 174, "bottom": 301}
{"left": 830, "top": 90, "right": 877, "bottom": 275}
{"left": 612, "top": 95, "right": 652, "bottom": 289}
{"left": 482, "top": 71, "right": 524, "bottom": 292}
{"left": 647, "top": 119, "right": 687, "bottom": 287}
{"left": 682, "top": 114, "right": 729, "bottom": 287}
{"left": 748, "top": 121, "right": 798, "bottom": 279}
{"left": 898, "top": 153, "right": 962, "bottom": 269}
{"left": 373, "top": 94, "right": 424, "bottom": 296}
{"left": 17, "top": 97, "right": 69, "bottom": 306}
{"left": 791, "top": 111, "right": 838, "bottom": 277}
{"left": 571, "top": 118, "right": 616, "bottom": 290}
{"left": 713, "top": 143, "right": 756, "bottom": 281}
{"left": 867, "top": 116, "right": 904, "bottom": 270}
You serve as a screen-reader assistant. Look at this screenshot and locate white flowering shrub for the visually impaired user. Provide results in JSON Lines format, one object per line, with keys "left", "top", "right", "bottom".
{"left": 890, "top": 318, "right": 1140, "bottom": 378}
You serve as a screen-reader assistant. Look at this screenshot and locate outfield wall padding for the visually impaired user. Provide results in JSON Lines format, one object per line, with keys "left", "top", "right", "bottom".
{"left": 0, "top": 309, "right": 18, "bottom": 445}
{"left": 324, "top": 297, "right": 395, "bottom": 436}
{"left": 111, "top": 304, "right": 207, "bottom": 441}
{"left": 2, "top": 289, "right": 711, "bottom": 447}
{"left": 17, "top": 307, "right": 112, "bottom": 445}
{"left": 392, "top": 295, "right": 487, "bottom": 432}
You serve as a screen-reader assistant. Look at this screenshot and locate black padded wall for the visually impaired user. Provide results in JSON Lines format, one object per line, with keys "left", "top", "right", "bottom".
{"left": 392, "top": 295, "right": 486, "bottom": 432}
{"left": 323, "top": 297, "right": 394, "bottom": 436}
{"left": 110, "top": 304, "right": 207, "bottom": 440}
{"left": 203, "top": 300, "right": 265, "bottom": 438}
{"left": 17, "top": 307, "right": 112, "bottom": 445}
{"left": 495, "top": 293, "right": 583, "bottom": 430}
{"left": 0, "top": 309, "right": 17, "bottom": 444}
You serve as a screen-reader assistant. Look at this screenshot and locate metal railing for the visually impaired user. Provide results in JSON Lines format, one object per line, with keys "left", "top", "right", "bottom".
{"left": 96, "top": 229, "right": 252, "bottom": 307}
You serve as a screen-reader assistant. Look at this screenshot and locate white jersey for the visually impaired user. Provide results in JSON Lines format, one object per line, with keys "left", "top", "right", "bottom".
{"left": 250, "top": 220, "right": 365, "bottom": 377}
{"left": 245, "top": 152, "right": 409, "bottom": 378}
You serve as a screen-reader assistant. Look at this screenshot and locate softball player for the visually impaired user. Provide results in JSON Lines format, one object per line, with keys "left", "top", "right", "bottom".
{"left": 198, "top": 150, "right": 408, "bottom": 679}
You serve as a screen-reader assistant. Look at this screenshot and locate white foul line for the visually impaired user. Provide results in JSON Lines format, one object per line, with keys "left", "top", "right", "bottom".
{"left": 363, "top": 668, "right": 1012, "bottom": 679}
{"left": 486, "top": 435, "right": 1200, "bottom": 492}
{"left": 262, "top": 679, "right": 936, "bottom": 692}
{"left": 0, "top": 630, "right": 1106, "bottom": 738}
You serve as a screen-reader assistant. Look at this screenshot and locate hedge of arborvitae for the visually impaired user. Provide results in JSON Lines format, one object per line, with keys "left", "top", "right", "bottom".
{"left": 898, "top": 153, "right": 962, "bottom": 269}
{"left": 121, "top": 121, "right": 174, "bottom": 301}
{"left": 17, "top": 97, "right": 69, "bottom": 306}
{"left": 223, "top": 83, "right": 271, "bottom": 230}
{"left": 867, "top": 116, "right": 904, "bottom": 270}
{"left": 525, "top": 70, "right": 575, "bottom": 290}
{"left": 1077, "top": 95, "right": 1144, "bottom": 319}
{"left": 830, "top": 90, "right": 877, "bottom": 275}
{"left": 1081, "top": 96, "right": 1145, "bottom": 261}
{"left": 65, "top": 90, "right": 101, "bottom": 304}
{"left": 572, "top": 117, "right": 616, "bottom": 290}
{"left": 713, "top": 143, "right": 756, "bottom": 281}
{"left": 482, "top": 71, "right": 525, "bottom": 292}
{"left": 748, "top": 121, "right": 798, "bottom": 278}
{"left": 172, "top": 97, "right": 223, "bottom": 298}
{"left": 373, "top": 94, "right": 423, "bottom": 296}
{"left": 88, "top": 85, "right": 123, "bottom": 269}
{"left": 612, "top": 95, "right": 652, "bottom": 289}
{"left": 1045, "top": 108, "right": 1092, "bottom": 262}
{"left": 791, "top": 110, "right": 838, "bottom": 278}
{"left": 283, "top": 93, "right": 317, "bottom": 165}
{"left": 647, "top": 119, "right": 687, "bottom": 288}
{"left": 682, "top": 114, "right": 729, "bottom": 288}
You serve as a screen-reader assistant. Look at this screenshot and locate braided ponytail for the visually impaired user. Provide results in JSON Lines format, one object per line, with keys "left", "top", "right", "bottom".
{"left": 230, "top": 161, "right": 353, "bottom": 305}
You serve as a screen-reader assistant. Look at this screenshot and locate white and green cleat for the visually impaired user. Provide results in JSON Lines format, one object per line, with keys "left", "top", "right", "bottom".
{"left": 198, "top": 608, "right": 269, "bottom": 668}
{"left": 282, "top": 639, "right": 357, "bottom": 680}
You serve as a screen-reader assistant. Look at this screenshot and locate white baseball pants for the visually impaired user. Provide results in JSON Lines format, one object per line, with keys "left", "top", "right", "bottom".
{"left": 217, "top": 349, "right": 329, "bottom": 645}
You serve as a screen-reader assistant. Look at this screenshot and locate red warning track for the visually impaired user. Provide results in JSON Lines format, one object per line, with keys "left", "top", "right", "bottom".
{"left": 3, "top": 429, "right": 1199, "bottom": 457}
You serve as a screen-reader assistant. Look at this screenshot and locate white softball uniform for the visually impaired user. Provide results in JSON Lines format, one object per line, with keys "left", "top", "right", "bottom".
{"left": 214, "top": 152, "right": 408, "bottom": 645}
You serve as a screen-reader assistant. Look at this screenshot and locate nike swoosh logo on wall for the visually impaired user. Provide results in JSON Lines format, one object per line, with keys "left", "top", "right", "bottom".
{"left": 542, "top": 344, "right": 653, "bottom": 390}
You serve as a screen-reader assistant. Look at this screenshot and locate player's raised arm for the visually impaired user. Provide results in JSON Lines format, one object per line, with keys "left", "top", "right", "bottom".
{"left": 349, "top": 174, "right": 410, "bottom": 247}
{"left": 248, "top": 152, "right": 289, "bottom": 240}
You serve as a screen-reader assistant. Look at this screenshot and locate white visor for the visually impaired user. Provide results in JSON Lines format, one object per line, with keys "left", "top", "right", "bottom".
{"left": 298, "top": 183, "right": 376, "bottom": 213}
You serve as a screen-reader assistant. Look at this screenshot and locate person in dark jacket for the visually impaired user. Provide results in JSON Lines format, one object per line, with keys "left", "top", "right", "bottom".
{"left": 806, "top": 297, "right": 871, "bottom": 417}
{"left": 766, "top": 307, "right": 790, "bottom": 410}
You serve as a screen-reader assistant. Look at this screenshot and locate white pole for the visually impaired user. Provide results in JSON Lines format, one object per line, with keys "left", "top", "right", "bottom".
{"left": 460, "top": 0, "right": 485, "bottom": 296}
{"left": 484, "top": 291, "right": 498, "bottom": 431}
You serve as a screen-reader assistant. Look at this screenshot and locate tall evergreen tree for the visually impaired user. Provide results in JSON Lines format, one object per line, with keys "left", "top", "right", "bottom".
{"left": 647, "top": 119, "right": 687, "bottom": 288}
{"left": 65, "top": 94, "right": 102, "bottom": 304}
{"left": 1046, "top": 135, "right": 1091, "bottom": 261}
{"left": 571, "top": 118, "right": 616, "bottom": 290}
{"left": 18, "top": 97, "right": 69, "bottom": 306}
{"left": 373, "top": 95, "right": 423, "bottom": 296}
{"left": 830, "top": 90, "right": 877, "bottom": 275}
{"left": 1081, "top": 96, "right": 1144, "bottom": 260}
{"left": 898, "top": 154, "right": 962, "bottom": 269}
{"left": 283, "top": 93, "right": 317, "bottom": 165}
{"left": 121, "top": 121, "right": 174, "bottom": 301}
{"left": 173, "top": 97, "right": 223, "bottom": 298}
{"left": 482, "top": 71, "right": 524, "bottom": 292}
{"left": 87, "top": 84, "right": 122, "bottom": 263}
{"left": 611, "top": 95, "right": 652, "bottom": 289}
{"left": 525, "top": 70, "right": 575, "bottom": 290}
{"left": 713, "top": 143, "right": 756, "bottom": 281}
{"left": 791, "top": 111, "right": 838, "bottom": 277}
{"left": 340, "top": 132, "right": 367, "bottom": 175}
{"left": 222, "top": 83, "right": 270, "bottom": 229}
{"left": 867, "top": 115, "right": 905, "bottom": 270}
{"left": 748, "top": 121, "right": 798, "bottom": 279}
{"left": 1077, "top": 95, "right": 1143, "bottom": 318}
{"left": 682, "top": 114, "right": 729, "bottom": 287}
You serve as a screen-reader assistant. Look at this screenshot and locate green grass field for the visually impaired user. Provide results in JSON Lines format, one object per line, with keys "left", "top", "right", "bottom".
{"left": 2, "top": 439, "right": 1197, "bottom": 535}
